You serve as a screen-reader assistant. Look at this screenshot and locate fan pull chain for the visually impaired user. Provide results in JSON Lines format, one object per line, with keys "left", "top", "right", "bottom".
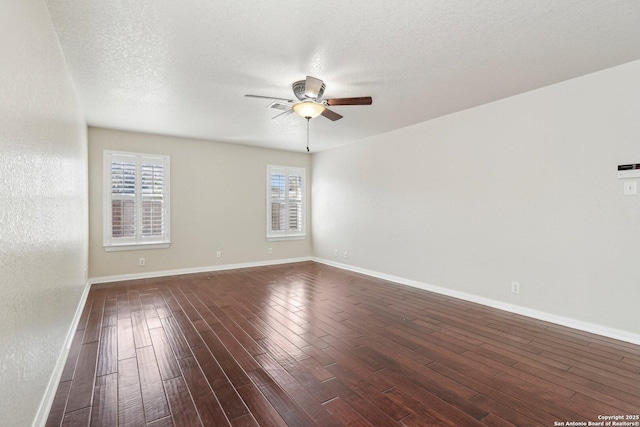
{"left": 306, "top": 117, "right": 310, "bottom": 152}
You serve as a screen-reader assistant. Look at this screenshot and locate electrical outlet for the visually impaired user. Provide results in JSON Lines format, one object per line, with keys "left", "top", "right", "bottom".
{"left": 216, "top": 251, "right": 221, "bottom": 258}
{"left": 268, "top": 247, "right": 273, "bottom": 255}
{"left": 343, "top": 251, "right": 348, "bottom": 259}
{"left": 624, "top": 181, "right": 637, "bottom": 195}
{"left": 511, "top": 282, "right": 520, "bottom": 294}
{"left": 334, "top": 249, "right": 339, "bottom": 257}
{"left": 139, "top": 257, "right": 145, "bottom": 266}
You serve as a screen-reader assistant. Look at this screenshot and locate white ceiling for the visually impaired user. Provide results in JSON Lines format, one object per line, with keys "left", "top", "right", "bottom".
{"left": 45, "top": 0, "right": 640, "bottom": 153}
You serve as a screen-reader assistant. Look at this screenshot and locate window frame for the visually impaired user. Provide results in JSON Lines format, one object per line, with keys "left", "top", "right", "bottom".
{"left": 103, "top": 150, "right": 171, "bottom": 251}
{"left": 266, "top": 165, "right": 307, "bottom": 241}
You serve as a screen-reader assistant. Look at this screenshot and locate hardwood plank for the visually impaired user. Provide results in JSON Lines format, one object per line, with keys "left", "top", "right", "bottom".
{"left": 171, "top": 311, "right": 205, "bottom": 348}
{"left": 463, "top": 344, "right": 519, "bottom": 368}
{"left": 492, "top": 365, "right": 576, "bottom": 399}
{"left": 146, "top": 416, "right": 173, "bottom": 427}
{"left": 97, "top": 325, "right": 117, "bottom": 376}
{"left": 62, "top": 407, "right": 91, "bottom": 427}
{"left": 140, "top": 294, "right": 160, "bottom": 321}
{"left": 176, "top": 356, "right": 229, "bottom": 425}
{"left": 538, "top": 345, "right": 640, "bottom": 379}
{"left": 480, "top": 342, "right": 574, "bottom": 372}
{"left": 326, "top": 361, "right": 411, "bottom": 421}
{"left": 128, "top": 290, "right": 144, "bottom": 313}
{"left": 571, "top": 390, "right": 640, "bottom": 415}
{"left": 229, "top": 413, "right": 260, "bottom": 427}
{"left": 75, "top": 292, "right": 93, "bottom": 331}
{"left": 159, "top": 287, "right": 182, "bottom": 313}
{"left": 322, "top": 377, "right": 401, "bottom": 427}
{"left": 254, "top": 353, "right": 340, "bottom": 426}
{"left": 493, "top": 371, "right": 600, "bottom": 419}
{"left": 148, "top": 326, "right": 181, "bottom": 381}
{"left": 206, "top": 309, "right": 266, "bottom": 359}
{"left": 160, "top": 316, "right": 192, "bottom": 359}
{"left": 235, "top": 383, "right": 288, "bottom": 427}
{"left": 470, "top": 394, "right": 543, "bottom": 427}
{"left": 298, "top": 355, "right": 334, "bottom": 382}
{"left": 91, "top": 373, "right": 117, "bottom": 427}
{"left": 383, "top": 387, "right": 457, "bottom": 427}
{"left": 118, "top": 318, "right": 136, "bottom": 360}
{"left": 400, "top": 413, "right": 445, "bottom": 427}
{"left": 191, "top": 345, "right": 250, "bottom": 421}
{"left": 374, "top": 366, "right": 487, "bottom": 426}
{"left": 513, "top": 361, "right": 640, "bottom": 413}
{"left": 569, "top": 360, "right": 640, "bottom": 391}
{"left": 102, "top": 297, "right": 118, "bottom": 327}
{"left": 480, "top": 413, "right": 520, "bottom": 427}
{"left": 214, "top": 304, "right": 267, "bottom": 342}
{"left": 189, "top": 392, "right": 230, "bottom": 426}
{"left": 430, "top": 361, "right": 582, "bottom": 425}
{"left": 45, "top": 380, "right": 72, "bottom": 427}
{"left": 322, "top": 397, "right": 375, "bottom": 426}
{"left": 301, "top": 344, "right": 336, "bottom": 367}
{"left": 275, "top": 354, "right": 337, "bottom": 403}
{"left": 246, "top": 367, "right": 316, "bottom": 426}
{"left": 118, "top": 357, "right": 145, "bottom": 427}
{"left": 355, "top": 342, "right": 477, "bottom": 399}
{"left": 146, "top": 316, "right": 163, "bottom": 330}
{"left": 83, "top": 289, "right": 105, "bottom": 344}
{"left": 137, "top": 346, "right": 171, "bottom": 422}
{"left": 200, "top": 329, "right": 251, "bottom": 388}
{"left": 167, "top": 287, "right": 203, "bottom": 322}
{"left": 164, "top": 376, "right": 202, "bottom": 427}
{"left": 117, "top": 293, "right": 131, "bottom": 319}
{"left": 65, "top": 341, "right": 99, "bottom": 412}
{"left": 132, "top": 310, "right": 153, "bottom": 348}
{"left": 59, "top": 329, "right": 85, "bottom": 382}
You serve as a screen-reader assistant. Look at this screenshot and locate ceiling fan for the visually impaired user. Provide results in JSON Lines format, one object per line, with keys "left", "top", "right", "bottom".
{"left": 245, "top": 76, "right": 372, "bottom": 121}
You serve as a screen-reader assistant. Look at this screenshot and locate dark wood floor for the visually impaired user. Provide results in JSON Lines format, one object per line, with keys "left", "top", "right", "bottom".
{"left": 46, "top": 261, "right": 640, "bottom": 426}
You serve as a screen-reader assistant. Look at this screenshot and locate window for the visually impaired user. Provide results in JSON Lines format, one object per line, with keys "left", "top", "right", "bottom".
{"left": 104, "top": 150, "right": 170, "bottom": 251}
{"left": 267, "top": 165, "right": 306, "bottom": 240}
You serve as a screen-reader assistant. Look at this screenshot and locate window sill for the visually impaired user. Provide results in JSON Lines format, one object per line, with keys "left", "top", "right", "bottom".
{"left": 104, "top": 243, "right": 170, "bottom": 252}
{"left": 267, "top": 235, "right": 306, "bottom": 242}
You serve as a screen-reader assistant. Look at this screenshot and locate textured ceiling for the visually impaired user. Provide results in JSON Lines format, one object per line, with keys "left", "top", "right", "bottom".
{"left": 45, "top": 0, "right": 640, "bottom": 152}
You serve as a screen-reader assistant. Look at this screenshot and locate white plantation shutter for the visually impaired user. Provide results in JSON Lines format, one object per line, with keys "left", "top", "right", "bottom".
{"left": 104, "top": 151, "right": 170, "bottom": 250}
{"left": 110, "top": 159, "right": 136, "bottom": 240}
{"left": 267, "top": 166, "right": 306, "bottom": 239}
{"left": 140, "top": 162, "right": 165, "bottom": 238}
{"left": 288, "top": 174, "right": 303, "bottom": 232}
{"left": 270, "top": 172, "right": 286, "bottom": 232}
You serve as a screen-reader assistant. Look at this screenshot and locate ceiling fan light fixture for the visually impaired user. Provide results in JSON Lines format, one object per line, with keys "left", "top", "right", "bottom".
{"left": 292, "top": 101, "right": 325, "bottom": 119}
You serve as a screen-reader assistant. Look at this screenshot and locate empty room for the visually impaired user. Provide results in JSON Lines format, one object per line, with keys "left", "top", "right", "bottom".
{"left": 2, "top": 1, "right": 640, "bottom": 426}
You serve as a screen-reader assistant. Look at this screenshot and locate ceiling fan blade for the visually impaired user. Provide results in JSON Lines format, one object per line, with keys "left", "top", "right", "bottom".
{"left": 304, "top": 76, "right": 324, "bottom": 99}
{"left": 245, "top": 94, "right": 295, "bottom": 103}
{"left": 272, "top": 109, "right": 294, "bottom": 120}
{"left": 326, "top": 97, "right": 373, "bottom": 106}
{"left": 321, "top": 108, "right": 343, "bottom": 121}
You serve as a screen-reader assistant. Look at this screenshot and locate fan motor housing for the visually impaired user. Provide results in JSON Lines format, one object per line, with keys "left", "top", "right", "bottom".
{"left": 292, "top": 80, "right": 325, "bottom": 100}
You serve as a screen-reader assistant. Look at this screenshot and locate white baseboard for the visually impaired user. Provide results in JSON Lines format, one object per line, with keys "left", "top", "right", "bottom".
{"left": 90, "top": 256, "right": 313, "bottom": 284}
{"left": 313, "top": 257, "right": 640, "bottom": 346}
{"left": 32, "top": 279, "right": 93, "bottom": 427}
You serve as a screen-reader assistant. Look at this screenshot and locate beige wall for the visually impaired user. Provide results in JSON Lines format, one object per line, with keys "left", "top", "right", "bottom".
{"left": 0, "top": 1, "right": 88, "bottom": 425}
{"left": 88, "top": 127, "right": 312, "bottom": 278}
{"left": 313, "top": 60, "right": 640, "bottom": 338}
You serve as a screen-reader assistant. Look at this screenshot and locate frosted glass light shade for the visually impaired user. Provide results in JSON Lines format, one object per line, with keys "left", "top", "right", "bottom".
{"left": 292, "top": 101, "right": 325, "bottom": 119}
